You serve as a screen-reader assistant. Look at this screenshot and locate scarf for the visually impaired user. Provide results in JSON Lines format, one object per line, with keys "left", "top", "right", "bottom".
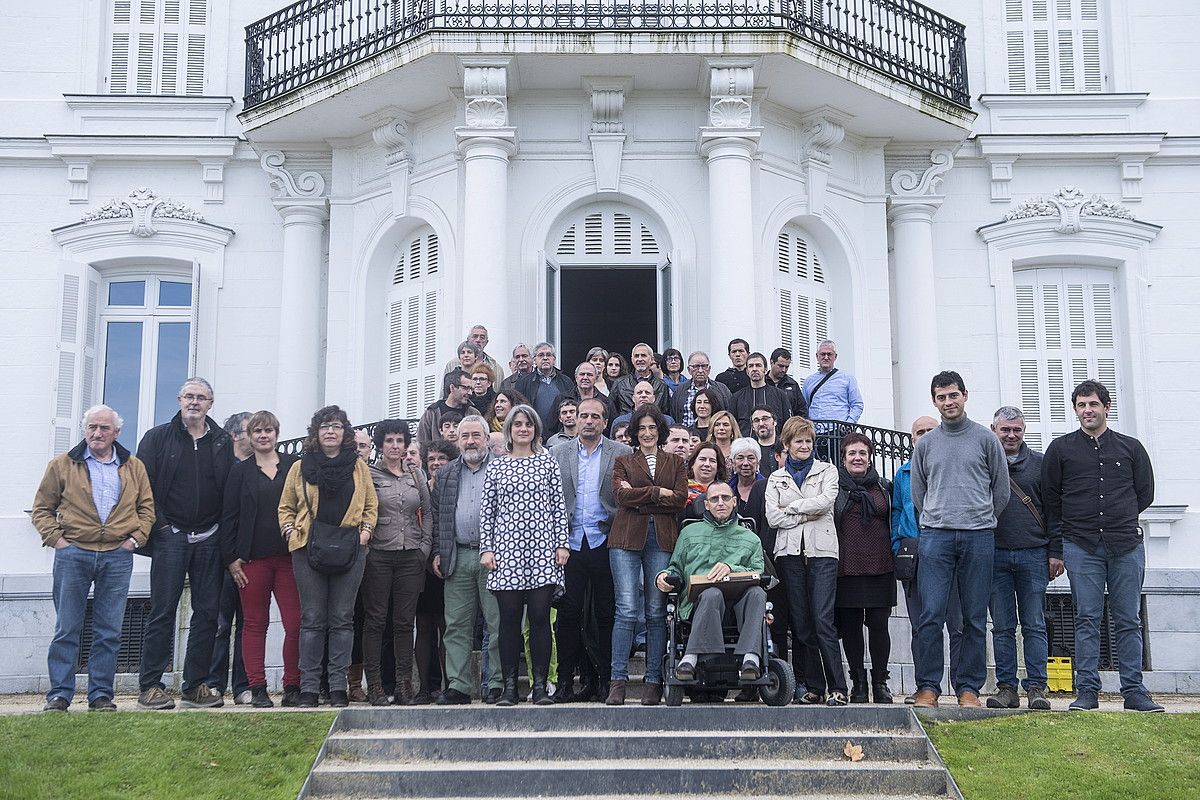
{"left": 301, "top": 447, "right": 358, "bottom": 494}
{"left": 838, "top": 465, "right": 881, "bottom": 520}
{"left": 687, "top": 479, "right": 708, "bottom": 504}
{"left": 783, "top": 454, "right": 815, "bottom": 490}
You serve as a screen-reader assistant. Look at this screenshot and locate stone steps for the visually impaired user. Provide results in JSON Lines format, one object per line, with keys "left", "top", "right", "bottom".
{"left": 300, "top": 705, "right": 960, "bottom": 799}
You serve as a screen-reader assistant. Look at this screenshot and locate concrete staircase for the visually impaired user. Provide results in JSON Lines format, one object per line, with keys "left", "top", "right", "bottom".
{"left": 299, "top": 705, "right": 961, "bottom": 799}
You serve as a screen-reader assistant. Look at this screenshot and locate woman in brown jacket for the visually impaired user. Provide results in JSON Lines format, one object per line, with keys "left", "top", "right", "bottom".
{"left": 605, "top": 405, "right": 688, "bottom": 706}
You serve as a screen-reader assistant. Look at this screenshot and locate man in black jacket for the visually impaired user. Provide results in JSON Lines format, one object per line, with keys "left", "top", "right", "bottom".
{"left": 1043, "top": 380, "right": 1160, "bottom": 713}
{"left": 715, "top": 338, "right": 751, "bottom": 395}
{"left": 986, "top": 406, "right": 1060, "bottom": 711}
{"left": 136, "top": 378, "right": 235, "bottom": 710}
{"left": 767, "top": 347, "right": 809, "bottom": 419}
{"left": 514, "top": 342, "right": 577, "bottom": 439}
{"left": 730, "top": 352, "right": 790, "bottom": 437}
{"left": 610, "top": 343, "right": 671, "bottom": 416}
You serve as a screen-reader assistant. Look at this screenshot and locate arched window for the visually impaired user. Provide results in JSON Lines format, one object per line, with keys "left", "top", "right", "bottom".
{"left": 386, "top": 227, "right": 441, "bottom": 418}
{"left": 1014, "top": 266, "right": 1122, "bottom": 450}
{"left": 776, "top": 225, "right": 830, "bottom": 373}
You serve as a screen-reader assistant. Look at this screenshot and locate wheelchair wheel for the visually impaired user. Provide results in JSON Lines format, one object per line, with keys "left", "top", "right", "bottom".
{"left": 759, "top": 657, "right": 796, "bottom": 707}
{"left": 665, "top": 682, "right": 684, "bottom": 706}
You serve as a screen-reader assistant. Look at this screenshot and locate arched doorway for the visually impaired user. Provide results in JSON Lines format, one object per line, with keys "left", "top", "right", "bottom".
{"left": 546, "top": 203, "right": 670, "bottom": 369}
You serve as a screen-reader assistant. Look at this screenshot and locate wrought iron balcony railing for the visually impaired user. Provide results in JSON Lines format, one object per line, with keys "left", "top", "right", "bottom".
{"left": 244, "top": 0, "right": 969, "bottom": 110}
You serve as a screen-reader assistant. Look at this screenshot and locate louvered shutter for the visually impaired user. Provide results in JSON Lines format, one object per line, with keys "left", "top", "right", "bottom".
{"left": 387, "top": 229, "right": 441, "bottom": 419}
{"left": 1014, "top": 267, "right": 1122, "bottom": 450}
{"left": 1004, "top": 0, "right": 1105, "bottom": 93}
{"left": 53, "top": 269, "right": 101, "bottom": 454}
{"left": 108, "top": 0, "right": 207, "bottom": 95}
{"left": 776, "top": 226, "right": 830, "bottom": 374}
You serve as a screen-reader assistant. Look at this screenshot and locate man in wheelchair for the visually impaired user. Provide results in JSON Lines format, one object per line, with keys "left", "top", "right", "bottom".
{"left": 655, "top": 482, "right": 779, "bottom": 697}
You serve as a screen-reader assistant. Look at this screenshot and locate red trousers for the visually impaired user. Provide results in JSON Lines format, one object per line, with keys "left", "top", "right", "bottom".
{"left": 238, "top": 554, "right": 301, "bottom": 688}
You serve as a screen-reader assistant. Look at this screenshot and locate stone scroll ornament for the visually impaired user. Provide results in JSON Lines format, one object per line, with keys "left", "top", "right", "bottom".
{"left": 1003, "top": 186, "right": 1134, "bottom": 234}
{"left": 260, "top": 150, "right": 327, "bottom": 198}
{"left": 80, "top": 188, "right": 205, "bottom": 238}
{"left": 890, "top": 149, "right": 955, "bottom": 197}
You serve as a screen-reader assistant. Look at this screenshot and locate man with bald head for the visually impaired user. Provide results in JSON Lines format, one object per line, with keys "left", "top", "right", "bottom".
{"left": 610, "top": 343, "right": 670, "bottom": 416}
{"left": 33, "top": 405, "right": 155, "bottom": 711}
{"left": 608, "top": 379, "right": 675, "bottom": 438}
{"left": 890, "top": 415, "right": 962, "bottom": 703}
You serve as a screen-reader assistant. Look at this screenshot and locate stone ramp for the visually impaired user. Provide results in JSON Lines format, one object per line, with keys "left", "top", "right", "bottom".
{"left": 300, "top": 705, "right": 961, "bottom": 799}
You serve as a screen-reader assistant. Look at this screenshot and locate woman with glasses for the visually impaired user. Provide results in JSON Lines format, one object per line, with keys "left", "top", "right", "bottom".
{"left": 660, "top": 348, "right": 686, "bottom": 395}
{"left": 278, "top": 406, "right": 378, "bottom": 707}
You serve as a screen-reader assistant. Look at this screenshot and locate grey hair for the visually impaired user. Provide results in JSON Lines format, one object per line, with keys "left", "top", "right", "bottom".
{"left": 501, "top": 404, "right": 544, "bottom": 454}
{"left": 687, "top": 350, "right": 710, "bottom": 363}
{"left": 179, "top": 377, "right": 214, "bottom": 398}
{"left": 729, "top": 436, "right": 760, "bottom": 461}
{"left": 457, "top": 340, "right": 483, "bottom": 359}
{"left": 816, "top": 340, "right": 837, "bottom": 353}
{"left": 534, "top": 341, "right": 556, "bottom": 356}
{"left": 457, "top": 414, "right": 490, "bottom": 436}
{"left": 511, "top": 342, "right": 531, "bottom": 356}
{"left": 993, "top": 406, "right": 1025, "bottom": 424}
{"left": 223, "top": 412, "right": 251, "bottom": 436}
{"left": 82, "top": 404, "right": 124, "bottom": 430}
{"left": 469, "top": 324, "right": 488, "bottom": 334}
{"left": 587, "top": 346, "right": 608, "bottom": 361}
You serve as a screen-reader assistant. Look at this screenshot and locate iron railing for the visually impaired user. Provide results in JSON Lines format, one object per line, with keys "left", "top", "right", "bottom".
{"left": 244, "top": 0, "right": 969, "bottom": 109}
{"left": 279, "top": 417, "right": 912, "bottom": 475}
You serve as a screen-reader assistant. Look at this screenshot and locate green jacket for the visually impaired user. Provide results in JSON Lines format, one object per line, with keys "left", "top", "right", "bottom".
{"left": 662, "top": 513, "right": 765, "bottom": 620}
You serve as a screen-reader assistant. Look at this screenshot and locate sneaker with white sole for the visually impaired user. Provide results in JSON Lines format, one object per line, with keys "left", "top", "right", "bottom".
{"left": 1123, "top": 691, "right": 1165, "bottom": 713}
{"left": 1068, "top": 690, "right": 1099, "bottom": 711}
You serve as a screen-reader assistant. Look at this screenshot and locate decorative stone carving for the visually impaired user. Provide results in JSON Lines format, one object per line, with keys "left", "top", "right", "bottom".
{"left": 463, "top": 64, "right": 509, "bottom": 129}
{"left": 66, "top": 160, "right": 92, "bottom": 203}
{"left": 708, "top": 64, "right": 754, "bottom": 129}
{"left": 800, "top": 116, "right": 845, "bottom": 166}
{"left": 260, "top": 150, "right": 327, "bottom": 199}
{"left": 370, "top": 115, "right": 414, "bottom": 220}
{"left": 80, "top": 187, "right": 205, "bottom": 237}
{"left": 987, "top": 156, "right": 1017, "bottom": 203}
{"left": 1003, "top": 186, "right": 1134, "bottom": 234}
{"left": 591, "top": 87, "right": 625, "bottom": 134}
{"left": 1117, "top": 156, "right": 1145, "bottom": 203}
{"left": 890, "top": 148, "right": 955, "bottom": 196}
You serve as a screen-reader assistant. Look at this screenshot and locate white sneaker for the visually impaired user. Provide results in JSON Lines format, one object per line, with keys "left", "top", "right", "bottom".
{"left": 234, "top": 689, "right": 253, "bottom": 705}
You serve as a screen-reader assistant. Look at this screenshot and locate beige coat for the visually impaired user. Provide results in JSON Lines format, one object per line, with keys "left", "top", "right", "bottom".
{"left": 278, "top": 458, "right": 379, "bottom": 552}
{"left": 764, "top": 460, "right": 839, "bottom": 559}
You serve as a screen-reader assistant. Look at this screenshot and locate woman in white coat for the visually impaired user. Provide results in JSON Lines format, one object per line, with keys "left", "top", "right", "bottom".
{"left": 764, "top": 416, "right": 849, "bottom": 706}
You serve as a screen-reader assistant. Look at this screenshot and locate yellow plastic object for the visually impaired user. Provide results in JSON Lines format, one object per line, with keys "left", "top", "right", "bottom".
{"left": 1046, "top": 657, "right": 1073, "bottom": 692}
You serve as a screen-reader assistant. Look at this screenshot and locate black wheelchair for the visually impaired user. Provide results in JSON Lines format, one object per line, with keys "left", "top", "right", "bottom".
{"left": 661, "top": 518, "right": 796, "bottom": 707}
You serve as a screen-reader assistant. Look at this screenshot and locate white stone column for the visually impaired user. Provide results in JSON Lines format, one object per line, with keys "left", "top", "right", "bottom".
{"left": 261, "top": 150, "right": 329, "bottom": 438}
{"left": 887, "top": 149, "right": 954, "bottom": 428}
{"left": 700, "top": 60, "right": 761, "bottom": 357}
{"left": 456, "top": 59, "right": 516, "bottom": 351}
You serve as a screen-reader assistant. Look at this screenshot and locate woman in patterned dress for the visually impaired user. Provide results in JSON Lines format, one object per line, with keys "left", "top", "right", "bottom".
{"left": 480, "top": 404, "right": 570, "bottom": 706}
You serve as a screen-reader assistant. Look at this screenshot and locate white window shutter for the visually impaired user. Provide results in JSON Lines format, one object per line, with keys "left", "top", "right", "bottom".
{"left": 106, "top": 0, "right": 206, "bottom": 94}
{"left": 775, "top": 226, "right": 830, "bottom": 373}
{"left": 779, "top": 288, "right": 794, "bottom": 352}
{"left": 1004, "top": 0, "right": 1105, "bottom": 93}
{"left": 386, "top": 227, "right": 442, "bottom": 421}
{"left": 54, "top": 274, "right": 84, "bottom": 453}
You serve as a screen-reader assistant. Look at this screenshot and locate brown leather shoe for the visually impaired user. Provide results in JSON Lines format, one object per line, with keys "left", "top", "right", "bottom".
{"left": 604, "top": 680, "right": 627, "bottom": 705}
{"left": 347, "top": 663, "right": 368, "bottom": 703}
{"left": 957, "top": 690, "right": 982, "bottom": 708}
{"left": 640, "top": 682, "right": 663, "bottom": 706}
{"left": 913, "top": 689, "right": 939, "bottom": 708}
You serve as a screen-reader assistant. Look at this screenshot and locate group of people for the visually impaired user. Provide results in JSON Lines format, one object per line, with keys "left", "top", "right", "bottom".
{"left": 32, "top": 323, "right": 1160, "bottom": 714}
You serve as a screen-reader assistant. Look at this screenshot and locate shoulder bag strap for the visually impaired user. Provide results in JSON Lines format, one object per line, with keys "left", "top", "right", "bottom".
{"left": 804, "top": 367, "right": 838, "bottom": 407}
{"left": 1008, "top": 477, "right": 1044, "bottom": 530}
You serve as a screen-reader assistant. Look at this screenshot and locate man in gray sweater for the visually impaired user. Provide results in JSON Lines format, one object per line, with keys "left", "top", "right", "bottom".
{"left": 910, "top": 371, "right": 1009, "bottom": 709}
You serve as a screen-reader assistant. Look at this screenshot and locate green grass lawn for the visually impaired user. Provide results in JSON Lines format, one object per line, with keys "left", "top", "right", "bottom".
{"left": 927, "top": 712, "right": 1200, "bottom": 800}
{"left": 0, "top": 711, "right": 337, "bottom": 800}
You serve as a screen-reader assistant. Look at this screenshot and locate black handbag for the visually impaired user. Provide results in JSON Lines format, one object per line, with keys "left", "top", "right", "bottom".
{"left": 895, "top": 536, "right": 919, "bottom": 582}
{"left": 302, "top": 483, "right": 359, "bottom": 575}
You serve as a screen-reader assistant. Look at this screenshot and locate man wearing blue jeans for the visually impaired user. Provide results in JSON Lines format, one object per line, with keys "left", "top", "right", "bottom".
{"left": 1043, "top": 380, "right": 1161, "bottom": 712}
{"left": 910, "top": 371, "right": 1009, "bottom": 708}
{"left": 987, "top": 406, "right": 1062, "bottom": 710}
{"left": 31, "top": 405, "right": 155, "bottom": 711}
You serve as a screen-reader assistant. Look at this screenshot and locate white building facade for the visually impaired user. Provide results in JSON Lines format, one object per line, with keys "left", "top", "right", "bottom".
{"left": 1, "top": 0, "right": 1196, "bottom": 693}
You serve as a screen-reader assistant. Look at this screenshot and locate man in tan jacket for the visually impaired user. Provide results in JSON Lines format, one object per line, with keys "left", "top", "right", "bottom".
{"left": 32, "top": 405, "right": 155, "bottom": 711}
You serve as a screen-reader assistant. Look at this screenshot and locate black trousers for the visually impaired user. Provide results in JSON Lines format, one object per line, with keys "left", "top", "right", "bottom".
{"left": 555, "top": 538, "right": 616, "bottom": 685}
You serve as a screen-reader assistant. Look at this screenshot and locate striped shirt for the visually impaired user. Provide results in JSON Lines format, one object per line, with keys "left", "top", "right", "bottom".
{"left": 83, "top": 449, "right": 122, "bottom": 525}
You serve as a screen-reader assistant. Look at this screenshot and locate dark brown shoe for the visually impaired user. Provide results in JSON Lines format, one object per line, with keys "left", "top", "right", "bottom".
{"left": 913, "top": 689, "right": 939, "bottom": 708}
{"left": 394, "top": 679, "right": 415, "bottom": 705}
{"left": 367, "top": 686, "right": 390, "bottom": 706}
{"left": 640, "top": 682, "right": 663, "bottom": 706}
{"left": 957, "top": 690, "right": 982, "bottom": 708}
{"left": 604, "top": 680, "right": 627, "bottom": 706}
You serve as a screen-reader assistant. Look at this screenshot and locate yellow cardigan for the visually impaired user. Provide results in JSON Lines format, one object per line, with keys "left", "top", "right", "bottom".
{"left": 278, "top": 458, "right": 379, "bottom": 553}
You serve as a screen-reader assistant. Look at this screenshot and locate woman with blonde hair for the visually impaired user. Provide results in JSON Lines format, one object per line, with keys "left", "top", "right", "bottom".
{"left": 706, "top": 410, "right": 741, "bottom": 462}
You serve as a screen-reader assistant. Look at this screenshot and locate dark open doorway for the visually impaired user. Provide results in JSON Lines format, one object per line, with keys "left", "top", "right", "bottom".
{"left": 560, "top": 268, "right": 657, "bottom": 373}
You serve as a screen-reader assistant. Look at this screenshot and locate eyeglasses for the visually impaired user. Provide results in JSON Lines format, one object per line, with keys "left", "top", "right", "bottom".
{"left": 705, "top": 494, "right": 734, "bottom": 504}
{"left": 180, "top": 393, "right": 211, "bottom": 402}
{"left": 457, "top": 384, "right": 472, "bottom": 391}
{"left": 687, "top": 363, "right": 710, "bottom": 371}
{"left": 318, "top": 422, "right": 344, "bottom": 431}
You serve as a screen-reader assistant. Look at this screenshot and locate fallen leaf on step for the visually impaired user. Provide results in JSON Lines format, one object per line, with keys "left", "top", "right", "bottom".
{"left": 843, "top": 740, "right": 864, "bottom": 762}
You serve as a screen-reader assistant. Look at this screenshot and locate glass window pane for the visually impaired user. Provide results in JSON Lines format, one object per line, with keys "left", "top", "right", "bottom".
{"left": 108, "top": 281, "right": 146, "bottom": 306}
{"left": 154, "top": 322, "right": 191, "bottom": 426}
{"left": 103, "top": 322, "right": 143, "bottom": 451}
{"left": 158, "top": 281, "right": 192, "bottom": 307}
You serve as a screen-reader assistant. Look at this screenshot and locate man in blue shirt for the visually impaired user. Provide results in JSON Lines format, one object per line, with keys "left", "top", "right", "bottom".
{"left": 801, "top": 340, "right": 864, "bottom": 460}
{"left": 551, "top": 398, "right": 632, "bottom": 702}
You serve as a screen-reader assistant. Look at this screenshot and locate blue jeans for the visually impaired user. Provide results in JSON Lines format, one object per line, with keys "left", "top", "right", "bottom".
{"left": 776, "top": 555, "right": 845, "bottom": 695}
{"left": 48, "top": 544, "right": 134, "bottom": 704}
{"left": 139, "top": 530, "right": 224, "bottom": 692}
{"left": 1064, "top": 540, "right": 1147, "bottom": 696}
{"left": 989, "top": 546, "right": 1049, "bottom": 690}
{"left": 609, "top": 539, "right": 670, "bottom": 683}
{"left": 905, "top": 573, "right": 963, "bottom": 693}
{"left": 916, "top": 528, "right": 993, "bottom": 695}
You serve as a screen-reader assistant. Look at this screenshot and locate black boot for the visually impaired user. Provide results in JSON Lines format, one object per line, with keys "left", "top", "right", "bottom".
{"left": 496, "top": 667, "right": 519, "bottom": 707}
{"left": 849, "top": 667, "right": 870, "bottom": 703}
{"left": 532, "top": 667, "right": 553, "bottom": 706}
{"left": 871, "top": 668, "right": 893, "bottom": 704}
